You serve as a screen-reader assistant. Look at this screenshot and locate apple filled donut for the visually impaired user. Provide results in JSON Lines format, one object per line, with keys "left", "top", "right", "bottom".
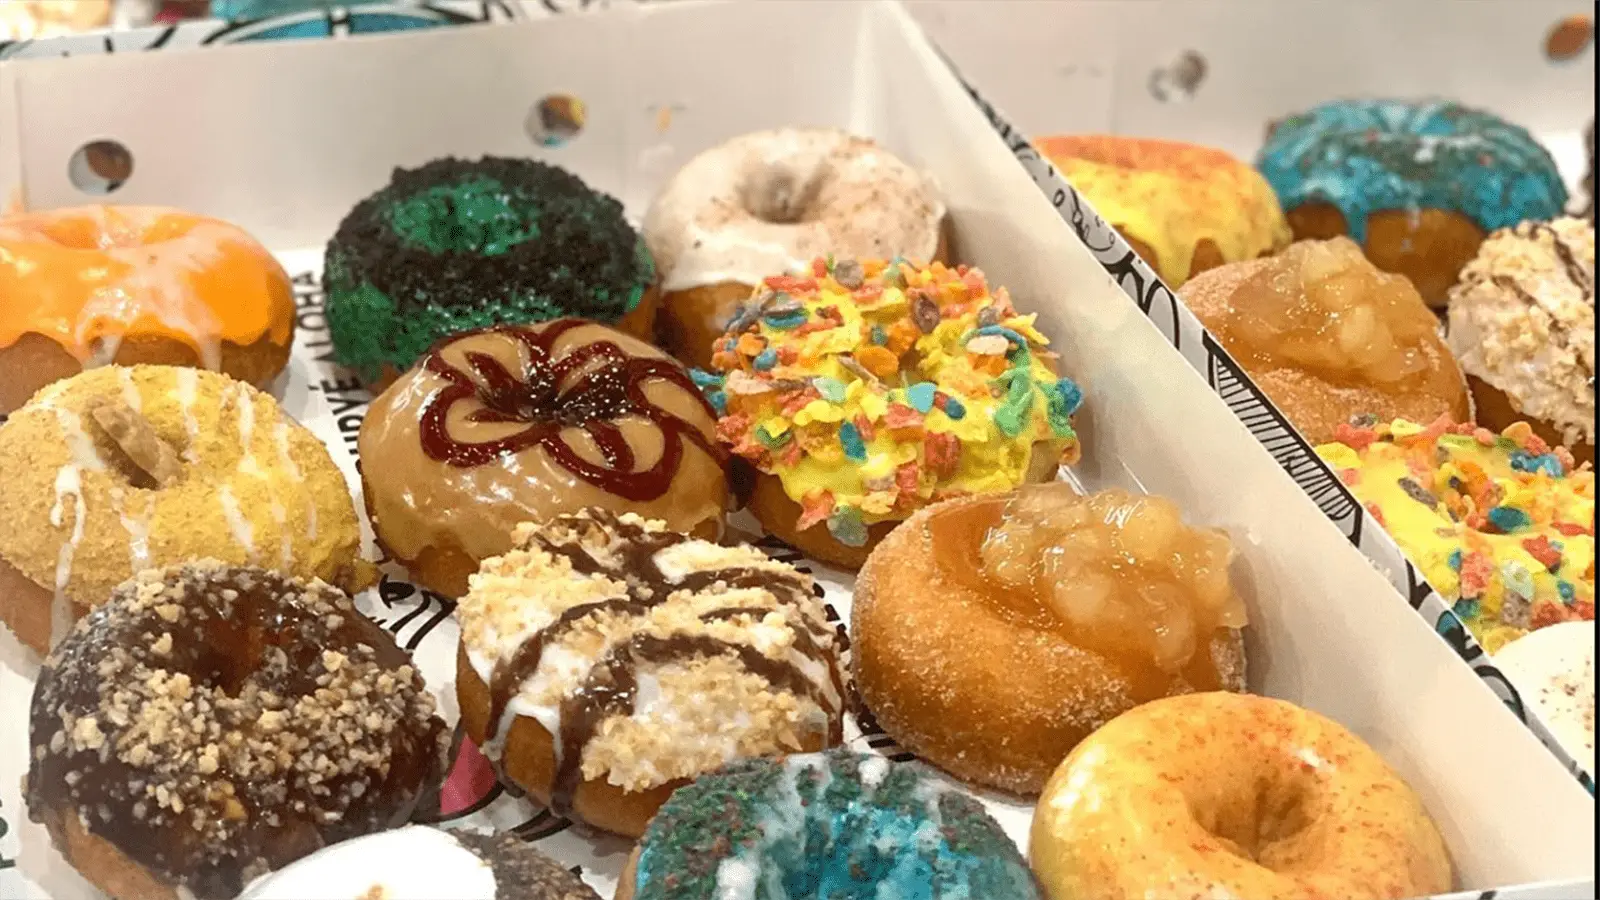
{"left": 853, "top": 483, "right": 1248, "bottom": 794}
{"left": 358, "top": 320, "right": 729, "bottom": 597}
{"left": 0, "top": 365, "right": 371, "bottom": 654}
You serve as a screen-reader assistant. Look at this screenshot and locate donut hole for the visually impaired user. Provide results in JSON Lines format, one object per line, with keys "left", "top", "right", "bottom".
{"left": 1196, "top": 776, "right": 1315, "bottom": 866}
{"left": 67, "top": 140, "right": 134, "bottom": 197}
{"left": 741, "top": 168, "right": 821, "bottom": 225}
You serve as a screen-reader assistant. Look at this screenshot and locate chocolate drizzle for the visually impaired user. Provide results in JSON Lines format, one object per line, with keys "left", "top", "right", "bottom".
{"left": 480, "top": 510, "right": 843, "bottom": 818}
{"left": 417, "top": 320, "right": 723, "bottom": 501}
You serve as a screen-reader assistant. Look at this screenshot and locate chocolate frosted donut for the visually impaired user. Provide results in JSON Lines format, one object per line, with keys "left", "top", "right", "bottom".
{"left": 455, "top": 509, "right": 846, "bottom": 838}
{"left": 26, "top": 562, "right": 449, "bottom": 900}
{"left": 325, "top": 157, "right": 658, "bottom": 386}
{"left": 359, "top": 319, "right": 728, "bottom": 597}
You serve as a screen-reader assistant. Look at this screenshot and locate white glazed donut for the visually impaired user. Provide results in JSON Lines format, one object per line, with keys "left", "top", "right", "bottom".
{"left": 1495, "top": 620, "right": 1595, "bottom": 774}
{"left": 641, "top": 127, "right": 945, "bottom": 367}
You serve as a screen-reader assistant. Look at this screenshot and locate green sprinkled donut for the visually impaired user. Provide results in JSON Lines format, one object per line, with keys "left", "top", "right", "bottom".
{"left": 324, "top": 157, "right": 656, "bottom": 383}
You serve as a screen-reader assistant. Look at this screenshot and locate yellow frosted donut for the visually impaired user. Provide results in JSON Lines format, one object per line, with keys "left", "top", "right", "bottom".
{"left": 0, "top": 365, "right": 373, "bottom": 654}
{"left": 1031, "top": 693, "right": 1452, "bottom": 900}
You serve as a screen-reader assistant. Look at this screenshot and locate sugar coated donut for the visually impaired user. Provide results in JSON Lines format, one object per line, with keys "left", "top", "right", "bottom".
{"left": 455, "top": 509, "right": 844, "bottom": 838}
{"left": 1182, "top": 238, "right": 1471, "bottom": 445}
{"left": 643, "top": 129, "right": 945, "bottom": 368}
{"left": 615, "top": 749, "right": 1040, "bottom": 900}
{"left": 1494, "top": 620, "right": 1595, "bottom": 774}
{"left": 359, "top": 319, "right": 728, "bottom": 597}
{"left": 1317, "top": 418, "right": 1594, "bottom": 653}
{"left": 25, "top": 562, "right": 448, "bottom": 900}
{"left": 704, "top": 258, "right": 1082, "bottom": 570}
{"left": 1446, "top": 217, "right": 1595, "bottom": 459}
{"left": 854, "top": 484, "right": 1247, "bottom": 794}
{"left": 1031, "top": 693, "right": 1453, "bottom": 900}
{"left": 0, "top": 365, "right": 371, "bottom": 655}
{"left": 238, "top": 826, "right": 600, "bottom": 900}
{"left": 0, "top": 205, "right": 295, "bottom": 414}
{"left": 325, "top": 157, "right": 658, "bottom": 386}
{"left": 1035, "top": 135, "right": 1290, "bottom": 287}
{"left": 1258, "top": 99, "right": 1566, "bottom": 307}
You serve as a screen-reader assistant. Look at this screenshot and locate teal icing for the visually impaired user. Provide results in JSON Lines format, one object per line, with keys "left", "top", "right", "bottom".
{"left": 632, "top": 750, "right": 1040, "bottom": 900}
{"left": 1257, "top": 99, "right": 1567, "bottom": 242}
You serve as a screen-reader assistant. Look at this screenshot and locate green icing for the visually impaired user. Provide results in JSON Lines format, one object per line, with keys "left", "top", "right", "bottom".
{"left": 385, "top": 176, "right": 541, "bottom": 256}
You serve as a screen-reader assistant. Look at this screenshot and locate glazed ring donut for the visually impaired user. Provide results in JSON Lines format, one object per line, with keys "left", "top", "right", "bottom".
{"left": 324, "top": 157, "right": 659, "bottom": 388}
{"left": 705, "top": 258, "right": 1082, "bottom": 570}
{"left": 853, "top": 485, "right": 1247, "bottom": 794}
{"left": 0, "top": 365, "right": 372, "bottom": 654}
{"left": 25, "top": 562, "right": 448, "bottom": 900}
{"left": 1034, "top": 135, "right": 1290, "bottom": 288}
{"left": 614, "top": 750, "right": 1040, "bottom": 900}
{"left": 455, "top": 509, "right": 845, "bottom": 838}
{"left": 1031, "top": 693, "right": 1453, "bottom": 900}
{"left": 1257, "top": 99, "right": 1566, "bottom": 308}
{"left": 358, "top": 319, "right": 729, "bottom": 598}
{"left": 642, "top": 128, "right": 946, "bottom": 369}
{"left": 0, "top": 205, "right": 295, "bottom": 414}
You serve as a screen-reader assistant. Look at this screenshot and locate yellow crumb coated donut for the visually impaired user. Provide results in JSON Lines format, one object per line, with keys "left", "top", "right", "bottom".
{"left": 1031, "top": 692, "right": 1453, "bottom": 900}
{"left": 1035, "top": 136, "right": 1291, "bottom": 287}
{"left": 0, "top": 365, "right": 372, "bottom": 654}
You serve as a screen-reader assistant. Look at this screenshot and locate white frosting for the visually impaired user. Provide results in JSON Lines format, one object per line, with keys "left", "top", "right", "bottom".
{"left": 236, "top": 382, "right": 262, "bottom": 477}
{"left": 111, "top": 487, "right": 153, "bottom": 572}
{"left": 643, "top": 128, "right": 944, "bottom": 293}
{"left": 237, "top": 826, "right": 498, "bottom": 900}
{"left": 175, "top": 368, "right": 201, "bottom": 460}
{"left": 48, "top": 464, "right": 85, "bottom": 647}
{"left": 1495, "top": 621, "right": 1595, "bottom": 774}
{"left": 117, "top": 367, "right": 142, "bottom": 413}
{"left": 713, "top": 855, "right": 762, "bottom": 900}
{"left": 218, "top": 483, "right": 255, "bottom": 560}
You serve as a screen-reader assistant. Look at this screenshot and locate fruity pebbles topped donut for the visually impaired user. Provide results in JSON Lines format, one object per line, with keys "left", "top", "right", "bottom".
{"left": 324, "top": 157, "right": 657, "bottom": 386}
{"left": 1317, "top": 418, "right": 1594, "bottom": 653}
{"left": 703, "top": 258, "right": 1083, "bottom": 569}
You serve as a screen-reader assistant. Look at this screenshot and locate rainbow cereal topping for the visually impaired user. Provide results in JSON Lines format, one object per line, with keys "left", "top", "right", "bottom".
{"left": 1318, "top": 416, "right": 1595, "bottom": 652}
{"left": 701, "top": 258, "right": 1082, "bottom": 547}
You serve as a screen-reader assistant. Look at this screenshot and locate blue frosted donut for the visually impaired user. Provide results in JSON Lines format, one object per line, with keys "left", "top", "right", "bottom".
{"left": 1257, "top": 99, "right": 1567, "bottom": 242}
{"left": 625, "top": 750, "right": 1040, "bottom": 900}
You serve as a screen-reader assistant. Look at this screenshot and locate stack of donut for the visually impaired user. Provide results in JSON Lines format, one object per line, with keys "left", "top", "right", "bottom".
{"left": 0, "top": 120, "right": 1491, "bottom": 900}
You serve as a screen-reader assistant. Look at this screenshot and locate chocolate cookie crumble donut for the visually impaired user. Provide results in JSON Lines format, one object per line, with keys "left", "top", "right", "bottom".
{"left": 324, "top": 156, "right": 658, "bottom": 387}
{"left": 25, "top": 562, "right": 449, "bottom": 900}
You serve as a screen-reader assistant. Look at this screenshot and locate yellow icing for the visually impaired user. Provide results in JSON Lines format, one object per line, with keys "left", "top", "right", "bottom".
{"left": 1037, "top": 136, "right": 1291, "bottom": 287}
{"left": 1316, "top": 421, "right": 1594, "bottom": 653}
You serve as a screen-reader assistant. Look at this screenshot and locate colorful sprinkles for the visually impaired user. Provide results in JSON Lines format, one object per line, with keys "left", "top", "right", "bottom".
{"left": 705, "top": 257, "right": 1083, "bottom": 547}
{"left": 1317, "top": 416, "right": 1595, "bottom": 653}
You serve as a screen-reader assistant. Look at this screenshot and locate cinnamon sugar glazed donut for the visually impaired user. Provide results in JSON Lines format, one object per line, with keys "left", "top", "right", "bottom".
{"left": 454, "top": 509, "right": 845, "bottom": 838}
{"left": 0, "top": 205, "right": 295, "bottom": 415}
{"left": 26, "top": 562, "right": 448, "bottom": 900}
{"left": 359, "top": 320, "right": 729, "bottom": 597}
{"left": 642, "top": 128, "right": 946, "bottom": 368}
{"left": 0, "top": 365, "right": 370, "bottom": 655}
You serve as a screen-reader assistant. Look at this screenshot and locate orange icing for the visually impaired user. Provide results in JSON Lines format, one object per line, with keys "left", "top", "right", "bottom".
{"left": 0, "top": 205, "right": 294, "bottom": 365}
{"left": 1036, "top": 136, "right": 1291, "bottom": 287}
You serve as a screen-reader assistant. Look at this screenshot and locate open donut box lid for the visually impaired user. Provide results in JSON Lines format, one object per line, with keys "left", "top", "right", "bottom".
{"left": 0, "top": 2, "right": 1593, "bottom": 897}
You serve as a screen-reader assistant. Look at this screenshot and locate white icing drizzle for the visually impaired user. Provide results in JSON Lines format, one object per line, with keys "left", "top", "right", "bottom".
{"left": 235, "top": 382, "right": 261, "bottom": 477}
{"left": 69, "top": 208, "right": 236, "bottom": 371}
{"left": 175, "top": 368, "right": 202, "bottom": 460}
{"left": 116, "top": 367, "right": 142, "bottom": 413}
{"left": 272, "top": 421, "right": 315, "bottom": 544}
{"left": 270, "top": 500, "right": 292, "bottom": 570}
{"left": 108, "top": 487, "right": 153, "bottom": 573}
{"left": 48, "top": 466, "right": 86, "bottom": 648}
{"left": 642, "top": 128, "right": 945, "bottom": 293}
{"left": 714, "top": 855, "right": 762, "bottom": 900}
{"left": 218, "top": 484, "right": 255, "bottom": 561}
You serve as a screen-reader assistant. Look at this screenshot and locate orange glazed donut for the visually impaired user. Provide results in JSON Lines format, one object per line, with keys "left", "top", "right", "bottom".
{"left": 853, "top": 484, "right": 1247, "bottom": 795}
{"left": 1031, "top": 692, "right": 1454, "bottom": 900}
{"left": 0, "top": 205, "right": 295, "bottom": 415}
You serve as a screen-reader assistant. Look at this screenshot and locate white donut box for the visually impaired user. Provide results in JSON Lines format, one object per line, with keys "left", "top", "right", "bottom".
{"left": 0, "top": 2, "right": 1593, "bottom": 898}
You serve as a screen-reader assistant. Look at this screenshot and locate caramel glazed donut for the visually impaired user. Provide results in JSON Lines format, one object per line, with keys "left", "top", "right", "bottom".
{"left": 642, "top": 127, "right": 947, "bottom": 368}
{"left": 26, "top": 562, "right": 448, "bottom": 900}
{"left": 358, "top": 320, "right": 730, "bottom": 598}
{"left": 455, "top": 509, "right": 846, "bottom": 838}
{"left": 0, "top": 365, "right": 372, "bottom": 655}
